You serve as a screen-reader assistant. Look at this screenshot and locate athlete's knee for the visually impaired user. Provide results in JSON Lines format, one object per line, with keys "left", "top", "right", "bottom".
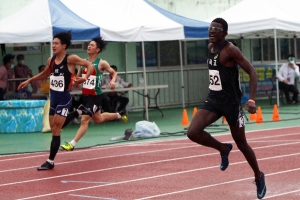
{"left": 235, "top": 141, "right": 249, "bottom": 152}
{"left": 187, "top": 126, "right": 205, "bottom": 142}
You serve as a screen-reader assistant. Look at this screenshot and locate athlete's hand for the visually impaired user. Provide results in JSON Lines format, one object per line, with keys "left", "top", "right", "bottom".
{"left": 109, "top": 82, "right": 116, "bottom": 90}
{"left": 17, "top": 80, "right": 30, "bottom": 91}
{"left": 244, "top": 101, "right": 256, "bottom": 114}
{"left": 74, "top": 77, "right": 86, "bottom": 85}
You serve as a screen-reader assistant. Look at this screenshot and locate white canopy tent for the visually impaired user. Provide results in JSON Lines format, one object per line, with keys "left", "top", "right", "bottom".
{"left": 206, "top": 0, "right": 300, "bottom": 106}
{"left": 0, "top": 0, "right": 210, "bottom": 120}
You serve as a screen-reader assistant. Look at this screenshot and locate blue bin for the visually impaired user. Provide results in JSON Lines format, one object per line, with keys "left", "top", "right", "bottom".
{"left": 0, "top": 100, "right": 46, "bottom": 133}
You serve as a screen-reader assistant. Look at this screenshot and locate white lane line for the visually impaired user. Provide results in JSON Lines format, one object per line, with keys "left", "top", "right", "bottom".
{"left": 1, "top": 138, "right": 300, "bottom": 174}
{"left": 1, "top": 126, "right": 299, "bottom": 162}
{"left": 1, "top": 148, "right": 299, "bottom": 188}
{"left": 260, "top": 189, "right": 300, "bottom": 199}
{"left": 136, "top": 168, "right": 300, "bottom": 200}
{"left": 16, "top": 166, "right": 300, "bottom": 199}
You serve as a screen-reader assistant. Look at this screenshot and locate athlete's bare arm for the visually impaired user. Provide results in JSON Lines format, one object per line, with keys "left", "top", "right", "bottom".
{"left": 17, "top": 57, "right": 52, "bottom": 90}
{"left": 68, "top": 55, "right": 94, "bottom": 84}
{"left": 99, "top": 59, "right": 117, "bottom": 90}
{"left": 222, "top": 43, "right": 257, "bottom": 114}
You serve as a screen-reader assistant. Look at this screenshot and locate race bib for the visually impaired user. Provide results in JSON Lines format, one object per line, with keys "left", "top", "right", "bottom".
{"left": 82, "top": 74, "right": 96, "bottom": 90}
{"left": 50, "top": 75, "right": 65, "bottom": 91}
{"left": 209, "top": 70, "right": 222, "bottom": 91}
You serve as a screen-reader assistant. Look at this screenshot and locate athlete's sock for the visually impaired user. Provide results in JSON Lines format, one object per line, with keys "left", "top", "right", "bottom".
{"left": 62, "top": 111, "right": 79, "bottom": 128}
{"left": 117, "top": 113, "right": 121, "bottom": 119}
{"left": 49, "top": 136, "right": 60, "bottom": 160}
{"left": 70, "top": 140, "right": 77, "bottom": 147}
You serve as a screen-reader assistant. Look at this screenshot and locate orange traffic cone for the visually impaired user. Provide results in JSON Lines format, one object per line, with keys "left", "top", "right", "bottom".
{"left": 222, "top": 116, "right": 227, "bottom": 122}
{"left": 181, "top": 109, "right": 190, "bottom": 126}
{"left": 272, "top": 104, "right": 280, "bottom": 121}
{"left": 250, "top": 113, "right": 257, "bottom": 121}
{"left": 192, "top": 107, "right": 198, "bottom": 118}
{"left": 256, "top": 106, "right": 264, "bottom": 123}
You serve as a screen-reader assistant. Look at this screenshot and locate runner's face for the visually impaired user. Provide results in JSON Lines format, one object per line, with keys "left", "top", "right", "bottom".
{"left": 52, "top": 38, "right": 66, "bottom": 54}
{"left": 87, "top": 41, "right": 100, "bottom": 55}
{"left": 209, "top": 22, "right": 226, "bottom": 43}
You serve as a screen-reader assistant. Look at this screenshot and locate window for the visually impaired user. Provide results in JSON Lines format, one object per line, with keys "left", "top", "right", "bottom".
{"left": 12, "top": 45, "right": 41, "bottom": 54}
{"left": 159, "top": 41, "right": 180, "bottom": 66}
{"left": 252, "top": 39, "right": 261, "bottom": 61}
{"left": 186, "top": 40, "right": 208, "bottom": 65}
{"left": 68, "top": 42, "right": 88, "bottom": 52}
{"left": 136, "top": 42, "right": 157, "bottom": 67}
{"left": 262, "top": 38, "right": 275, "bottom": 61}
{"left": 279, "top": 38, "right": 290, "bottom": 60}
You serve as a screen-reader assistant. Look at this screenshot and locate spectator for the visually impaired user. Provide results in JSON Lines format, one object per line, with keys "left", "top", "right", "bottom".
{"left": 102, "top": 65, "right": 133, "bottom": 112}
{"left": 277, "top": 53, "right": 300, "bottom": 104}
{"left": 14, "top": 54, "right": 36, "bottom": 92}
{"left": 0, "top": 54, "right": 15, "bottom": 100}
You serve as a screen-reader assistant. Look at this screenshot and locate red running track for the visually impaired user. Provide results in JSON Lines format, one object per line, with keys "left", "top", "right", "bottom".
{"left": 1, "top": 126, "right": 300, "bottom": 200}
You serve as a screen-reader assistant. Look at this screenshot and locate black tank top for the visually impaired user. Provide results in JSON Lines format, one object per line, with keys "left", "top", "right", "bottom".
{"left": 207, "top": 40, "right": 242, "bottom": 105}
{"left": 49, "top": 54, "right": 74, "bottom": 92}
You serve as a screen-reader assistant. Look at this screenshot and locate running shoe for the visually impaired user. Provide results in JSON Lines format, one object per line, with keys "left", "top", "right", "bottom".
{"left": 77, "top": 104, "right": 93, "bottom": 117}
{"left": 37, "top": 161, "right": 54, "bottom": 171}
{"left": 61, "top": 142, "right": 74, "bottom": 151}
{"left": 255, "top": 171, "right": 266, "bottom": 199}
{"left": 119, "top": 110, "right": 128, "bottom": 122}
{"left": 220, "top": 143, "right": 233, "bottom": 171}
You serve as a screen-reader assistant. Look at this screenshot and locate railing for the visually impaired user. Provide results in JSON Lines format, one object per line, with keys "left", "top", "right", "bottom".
{"left": 7, "top": 68, "right": 209, "bottom": 110}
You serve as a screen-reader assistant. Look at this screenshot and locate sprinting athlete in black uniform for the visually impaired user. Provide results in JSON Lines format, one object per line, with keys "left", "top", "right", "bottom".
{"left": 18, "top": 31, "right": 94, "bottom": 171}
{"left": 187, "top": 18, "right": 266, "bottom": 199}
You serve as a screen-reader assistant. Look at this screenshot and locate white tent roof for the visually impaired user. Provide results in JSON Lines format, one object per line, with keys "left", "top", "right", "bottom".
{"left": 0, "top": 0, "right": 209, "bottom": 43}
{"left": 205, "top": 0, "right": 300, "bottom": 39}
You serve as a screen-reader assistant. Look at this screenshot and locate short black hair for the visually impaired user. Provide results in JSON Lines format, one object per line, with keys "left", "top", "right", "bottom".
{"left": 53, "top": 31, "right": 72, "bottom": 49}
{"left": 16, "top": 54, "right": 24, "bottom": 60}
{"left": 91, "top": 37, "right": 108, "bottom": 53}
{"left": 38, "top": 65, "right": 46, "bottom": 72}
{"left": 212, "top": 18, "right": 228, "bottom": 32}
{"left": 2, "top": 54, "right": 15, "bottom": 64}
{"left": 288, "top": 53, "right": 295, "bottom": 58}
{"left": 110, "top": 65, "right": 117, "bottom": 71}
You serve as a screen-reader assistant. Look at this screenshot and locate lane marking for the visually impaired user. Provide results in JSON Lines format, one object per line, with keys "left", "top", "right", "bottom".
{"left": 260, "top": 189, "right": 300, "bottom": 199}
{"left": 1, "top": 137, "right": 300, "bottom": 174}
{"left": 1, "top": 149, "right": 299, "bottom": 189}
{"left": 136, "top": 168, "right": 300, "bottom": 200}
{"left": 1, "top": 126, "right": 299, "bottom": 162}
{"left": 61, "top": 180, "right": 113, "bottom": 185}
{"left": 16, "top": 166, "right": 300, "bottom": 199}
{"left": 69, "top": 194, "right": 117, "bottom": 199}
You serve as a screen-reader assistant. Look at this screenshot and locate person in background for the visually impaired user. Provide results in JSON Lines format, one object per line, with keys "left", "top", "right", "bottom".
{"left": 187, "top": 18, "right": 266, "bottom": 199}
{"left": 277, "top": 53, "right": 300, "bottom": 104}
{"left": 0, "top": 54, "right": 15, "bottom": 100}
{"left": 101, "top": 65, "right": 133, "bottom": 112}
{"left": 14, "top": 54, "right": 36, "bottom": 92}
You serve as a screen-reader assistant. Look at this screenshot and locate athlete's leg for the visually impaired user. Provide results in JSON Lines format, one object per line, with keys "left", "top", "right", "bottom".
{"left": 72, "top": 115, "right": 92, "bottom": 143}
{"left": 187, "top": 109, "right": 230, "bottom": 153}
{"left": 230, "top": 125, "right": 261, "bottom": 178}
{"left": 92, "top": 110, "right": 118, "bottom": 124}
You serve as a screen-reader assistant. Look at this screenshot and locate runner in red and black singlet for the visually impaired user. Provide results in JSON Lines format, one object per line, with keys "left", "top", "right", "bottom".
{"left": 18, "top": 31, "right": 94, "bottom": 171}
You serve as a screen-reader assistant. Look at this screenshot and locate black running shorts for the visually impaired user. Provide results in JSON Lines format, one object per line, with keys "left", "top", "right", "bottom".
{"left": 201, "top": 98, "right": 245, "bottom": 127}
{"left": 81, "top": 94, "right": 103, "bottom": 115}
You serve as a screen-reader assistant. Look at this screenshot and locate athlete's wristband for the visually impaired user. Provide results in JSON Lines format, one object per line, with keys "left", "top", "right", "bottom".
{"left": 248, "top": 99, "right": 255, "bottom": 103}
